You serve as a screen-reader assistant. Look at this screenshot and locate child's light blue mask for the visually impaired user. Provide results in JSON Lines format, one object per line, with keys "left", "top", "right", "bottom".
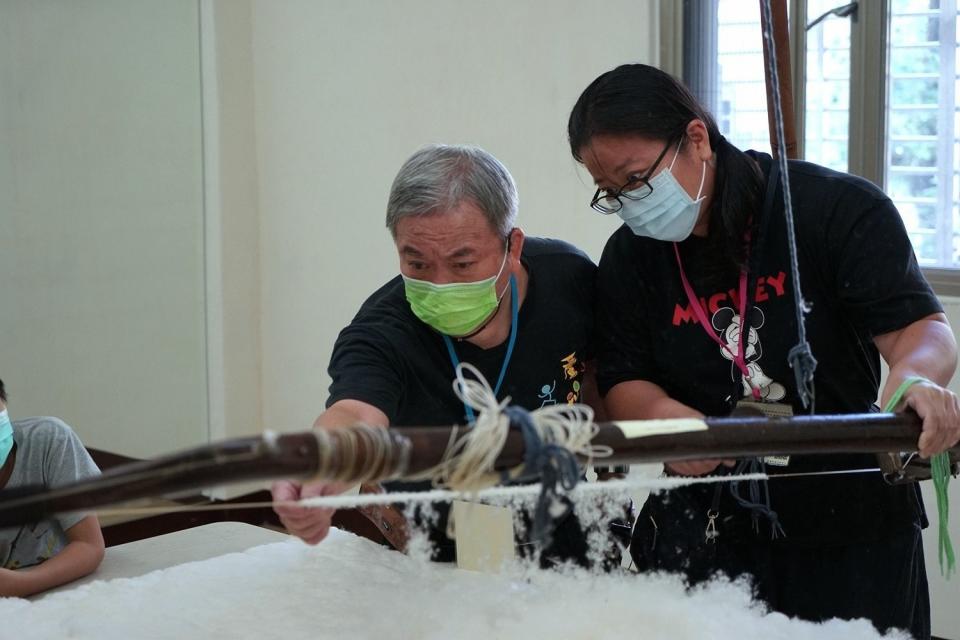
{"left": 0, "top": 410, "right": 13, "bottom": 468}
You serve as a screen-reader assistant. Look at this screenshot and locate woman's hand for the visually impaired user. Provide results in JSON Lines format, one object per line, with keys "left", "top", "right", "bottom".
{"left": 900, "top": 380, "right": 960, "bottom": 458}
{"left": 875, "top": 314, "right": 959, "bottom": 458}
{"left": 665, "top": 459, "right": 736, "bottom": 476}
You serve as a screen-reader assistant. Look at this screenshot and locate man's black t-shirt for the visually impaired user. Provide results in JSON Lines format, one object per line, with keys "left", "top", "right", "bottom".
{"left": 328, "top": 236, "right": 595, "bottom": 423}
{"left": 596, "top": 152, "right": 942, "bottom": 545}
{"left": 326, "top": 236, "right": 597, "bottom": 561}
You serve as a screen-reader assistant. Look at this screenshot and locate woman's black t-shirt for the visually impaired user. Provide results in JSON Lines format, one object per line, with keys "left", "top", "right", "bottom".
{"left": 596, "top": 152, "right": 942, "bottom": 545}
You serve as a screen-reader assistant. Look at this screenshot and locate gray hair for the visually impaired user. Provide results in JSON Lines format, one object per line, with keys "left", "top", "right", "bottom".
{"left": 386, "top": 144, "right": 518, "bottom": 237}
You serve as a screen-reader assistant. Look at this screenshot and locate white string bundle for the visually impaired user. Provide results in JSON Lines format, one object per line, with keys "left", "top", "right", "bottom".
{"left": 408, "top": 363, "right": 612, "bottom": 492}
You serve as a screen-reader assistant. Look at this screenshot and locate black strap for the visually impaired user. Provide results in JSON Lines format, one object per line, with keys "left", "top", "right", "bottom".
{"left": 750, "top": 157, "right": 781, "bottom": 284}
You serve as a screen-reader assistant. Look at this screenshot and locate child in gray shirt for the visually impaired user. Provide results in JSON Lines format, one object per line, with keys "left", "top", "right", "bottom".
{"left": 0, "top": 379, "right": 104, "bottom": 597}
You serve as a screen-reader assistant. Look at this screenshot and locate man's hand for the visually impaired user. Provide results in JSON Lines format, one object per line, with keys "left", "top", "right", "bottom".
{"left": 875, "top": 314, "right": 959, "bottom": 458}
{"left": 274, "top": 399, "right": 390, "bottom": 544}
{"left": 901, "top": 380, "right": 960, "bottom": 458}
{"left": 272, "top": 480, "right": 351, "bottom": 545}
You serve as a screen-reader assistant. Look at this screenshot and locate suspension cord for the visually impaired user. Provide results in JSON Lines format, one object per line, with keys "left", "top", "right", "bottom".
{"left": 759, "top": 0, "right": 818, "bottom": 411}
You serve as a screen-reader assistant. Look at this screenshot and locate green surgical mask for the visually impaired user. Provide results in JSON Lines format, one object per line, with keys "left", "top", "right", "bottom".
{"left": 403, "top": 248, "right": 510, "bottom": 336}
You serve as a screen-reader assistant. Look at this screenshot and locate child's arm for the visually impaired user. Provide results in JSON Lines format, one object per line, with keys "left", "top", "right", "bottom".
{"left": 0, "top": 515, "right": 104, "bottom": 597}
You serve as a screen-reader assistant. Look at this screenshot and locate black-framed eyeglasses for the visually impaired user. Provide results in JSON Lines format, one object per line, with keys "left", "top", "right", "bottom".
{"left": 590, "top": 137, "right": 676, "bottom": 214}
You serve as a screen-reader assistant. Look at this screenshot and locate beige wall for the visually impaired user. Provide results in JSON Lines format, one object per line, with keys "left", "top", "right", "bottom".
{"left": 0, "top": 0, "right": 208, "bottom": 457}
{"left": 202, "top": 0, "right": 262, "bottom": 447}
{"left": 0, "top": 0, "right": 656, "bottom": 459}
{"left": 243, "top": 0, "right": 653, "bottom": 433}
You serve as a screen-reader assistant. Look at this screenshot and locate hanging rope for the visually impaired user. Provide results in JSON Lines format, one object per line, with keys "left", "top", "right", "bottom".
{"left": 759, "top": 0, "right": 818, "bottom": 411}
{"left": 728, "top": 458, "right": 785, "bottom": 539}
{"left": 931, "top": 452, "right": 955, "bottom": 577}
{"left": 760, "top": 0, "right": 952, "bottom": 579}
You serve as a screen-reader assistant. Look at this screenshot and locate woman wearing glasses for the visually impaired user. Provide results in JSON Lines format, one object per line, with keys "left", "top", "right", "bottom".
{"left": 568, "top": 63, "right": 959, "bottom": 638}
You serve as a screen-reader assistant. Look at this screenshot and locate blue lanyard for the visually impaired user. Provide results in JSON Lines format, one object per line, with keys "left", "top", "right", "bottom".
{"left": 443, "top": 274, "right": 519, "bottom": 424}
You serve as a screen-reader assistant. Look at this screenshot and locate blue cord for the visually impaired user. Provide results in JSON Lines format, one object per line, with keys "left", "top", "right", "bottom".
{"left": 443, "top": 275, "right": 519, "bottom": 424}
{"left": 502, "top": 405, "right": 581, "bottom": 550}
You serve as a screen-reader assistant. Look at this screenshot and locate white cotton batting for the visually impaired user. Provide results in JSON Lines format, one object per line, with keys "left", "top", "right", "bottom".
{"left": 0, "top": 529, "right": 909, "bottom": 640}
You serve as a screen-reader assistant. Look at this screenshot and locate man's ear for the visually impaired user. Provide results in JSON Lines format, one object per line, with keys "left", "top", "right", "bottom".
{"left": 508, "top": 227, "right": 525, "bottom": 261}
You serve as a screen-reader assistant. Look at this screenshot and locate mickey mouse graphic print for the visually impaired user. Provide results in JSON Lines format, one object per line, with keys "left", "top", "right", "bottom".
{"left": 711, "top": 305, "right": 786, "bottom": 402}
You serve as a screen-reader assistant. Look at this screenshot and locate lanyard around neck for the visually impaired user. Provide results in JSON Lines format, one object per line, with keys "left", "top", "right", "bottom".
{"left": 672, "top": 243, "right": 761, "bottom": 400}
{"left": 443, "top": 274, "right": 519, "bottom": 424}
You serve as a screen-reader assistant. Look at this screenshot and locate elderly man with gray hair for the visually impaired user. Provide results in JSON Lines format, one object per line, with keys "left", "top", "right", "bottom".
{"left": 272, "top": 144, "right": 610, "bottom": 567}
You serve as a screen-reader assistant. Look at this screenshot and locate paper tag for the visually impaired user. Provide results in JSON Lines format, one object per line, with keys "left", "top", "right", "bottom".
{"left": 452, "top": 500, "right": 515, "bottom": 573}
{"left": 737, "top": 400, "right": 793, "bottom": 466}
{"left": 736, "top": 400, "right": 794, "bottom": 419}
{"left": 614, "top": 418, "right": 708, "bottom": 440}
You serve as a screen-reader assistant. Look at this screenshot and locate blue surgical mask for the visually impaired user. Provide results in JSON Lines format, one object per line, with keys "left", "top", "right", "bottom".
{"left": 0, "top": 410, "right": 13, "bottom": 468}
{"left": 617, "top": 139, "right": 707, "bottom": 242}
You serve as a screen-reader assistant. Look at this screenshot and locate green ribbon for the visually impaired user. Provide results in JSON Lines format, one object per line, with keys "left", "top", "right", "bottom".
{"left": 884, "top": 376, "right": 954, "bottom": 578}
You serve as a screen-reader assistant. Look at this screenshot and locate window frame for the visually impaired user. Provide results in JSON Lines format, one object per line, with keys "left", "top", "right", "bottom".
{"left": 665, "top": 0, "right": 960, "bottom": 293}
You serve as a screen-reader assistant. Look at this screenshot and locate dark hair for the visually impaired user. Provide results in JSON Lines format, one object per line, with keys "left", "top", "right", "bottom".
{"left": 568, "top": 63, "right": 762, "bottom": 272}
{"left": 0, "top": 379, "right": 5, "bottom": 403}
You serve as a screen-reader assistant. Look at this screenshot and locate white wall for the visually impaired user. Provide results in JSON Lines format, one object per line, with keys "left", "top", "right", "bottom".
{"left": 202, "top": 0, "right": 263, "bottom": 447}
{"left": 0, "top": 0, "right": 655, "bottom": 444}
{"left": 247, "top": 0, "right": 650, "bottom": 433}
{"left": 0, "top": 0, "right": 207, "bottom": 457}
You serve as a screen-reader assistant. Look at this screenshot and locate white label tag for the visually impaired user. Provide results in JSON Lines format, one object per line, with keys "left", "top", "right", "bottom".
{"left": 736, "top": 400, "right": 794, "bottom": 419}
{"left": 763, "top": 455, "right": 791, "bottom": 467}
{"left": 614, "top": 418, "right": 708, "bottom": 439}
{"left": 736, "top": 400, "right": 793, "bottom": 466}
{"left": 452, "top": 500, "right": 515, "bottom": 573}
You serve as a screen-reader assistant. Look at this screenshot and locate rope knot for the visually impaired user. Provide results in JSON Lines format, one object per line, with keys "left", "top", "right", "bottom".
{"left": 788, "top": 341, "right": 817, "bottom": 410}
{"left": 503, "top": 405, "right": 582, "bottom": 548}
